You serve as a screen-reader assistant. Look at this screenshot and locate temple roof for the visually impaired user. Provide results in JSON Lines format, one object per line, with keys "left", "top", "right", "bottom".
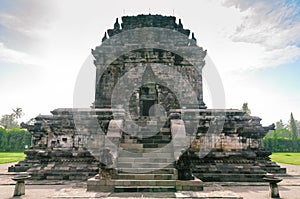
{"left": 104, "top": 14, "right": 192, "bottom": 39}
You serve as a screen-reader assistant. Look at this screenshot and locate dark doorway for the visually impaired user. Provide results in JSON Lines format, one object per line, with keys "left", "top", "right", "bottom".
{"left": 142, "top": 100, "right": 156, "bottom": 116}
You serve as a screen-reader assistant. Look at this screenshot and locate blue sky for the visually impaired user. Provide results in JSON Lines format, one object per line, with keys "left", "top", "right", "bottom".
{"left": 0, "top": 0, "right": 299, "bottom": 125}
{"left": 257, "top": 58, "right": 300, "bottom": 93}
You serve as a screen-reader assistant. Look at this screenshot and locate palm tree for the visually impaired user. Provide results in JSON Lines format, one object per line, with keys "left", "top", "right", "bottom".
{"left": 12, "top": 107, "right": 24, "bottom": 120}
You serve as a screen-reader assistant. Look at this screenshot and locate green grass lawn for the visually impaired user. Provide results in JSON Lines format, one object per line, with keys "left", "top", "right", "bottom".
{"left": 0, "top": 152, "right": 25, "bottom": 164}
{"left": 270, "top": 152, "right": 300, "bottom": 165}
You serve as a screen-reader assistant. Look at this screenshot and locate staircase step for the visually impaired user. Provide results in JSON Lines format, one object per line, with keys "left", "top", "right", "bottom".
{"left": 115, "top": 173, "right": 176, "bottom": 180}
{"left": 137, "top": 139, "right": 170, "bottom": 144}
{"left": 117, "top": 157, "right": 174, "bottom": 163}
{"left": 118, "top": 151, "right": 143, "bottom": 157}
{"left": 124, "top": 136, "right": 171, "bottom": 142}
{"left": 117, "top": 162, "right": 174, "bottom": 168}
{"left": 142, "top": 143, "right": 168, "bottom": 148}
{"left": 142, "top": 152, "right": 173, "bottom": 158}
{"left": 119, "top": 149, "right": 172, "bottom": 153}
{"left": 119, "top": 148, "right": 173, "bottom": 153}
{"left": 111, "top": 120, "right": 177, "bottom": 193}
{"left": 120, "top": 143, "right": 143, "bottom": 149}
{"left": 140, "top": 135, "right": 171, "bottom": 140}
{"left": 114, "top": 186, "right": 175, "bottom": 192}
{"left": 145, "top": 148, "right": 173, "bottom": 153}
{"left": 113, "top": 180, "right": 176, "bottom": 186}
{"left": 117, "top": 168, "right": 176, "bottom": 174}
{"left": 123, "top": 139, "right": 137, "bottom": 144}
{"left": 160, "top": 128, "right": 171, "bottom": 133}
{"left": 118, "top": 152, "right": 173, "bottom": 158}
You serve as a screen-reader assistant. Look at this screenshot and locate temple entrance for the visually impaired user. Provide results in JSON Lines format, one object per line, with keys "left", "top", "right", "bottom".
{"left": 139, "top": 83, "right": 158, "bottom": 116}
{"left": 142, "top": 100, "right": 156, "bottom": 116}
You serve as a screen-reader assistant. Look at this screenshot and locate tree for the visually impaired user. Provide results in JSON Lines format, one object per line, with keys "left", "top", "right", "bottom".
{"left": 276, "top": 120, "right": 284, "bottom": 129}
{"left": 12, "top": 107, "right": 24, "bottom": 122}
{"left": 275, "top": 120, "right": 289, "bottom": 138}
{"left": 290, "top": 112, "right": 298, "bottom": 150}
{"left": 264, "top": 115, "right": 300, "bottom": 152}
{"left": 0, "top": 127, "right": 7, "bottom": 150}
{"left": 241, "top": 102, "right": 251, "bottom": 116}
{"left": 0, "top": 126, "right": 31, "bottom": 152}
{"left": 0, "top": 107, "right": 24, "bottom": 129}
{"left": 0, "top": 114, "right": 18, "bottom": 129}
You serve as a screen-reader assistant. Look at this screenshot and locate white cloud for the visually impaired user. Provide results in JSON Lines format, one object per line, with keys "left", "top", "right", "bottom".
{"left": 0, "top": 0, "right": 299, "bottom": 126}
{"left": 0, "top": 42, "right": 41, "bottom": 65}
{"left": 260, "top": 45, "right": 300, "bottom": 67}
{"left": 231, "top": 4, "right": 300, "bottom": 48}
{"left": 221, "top": 0, "right": 300, "bottom": 69}
{"left": 0, "top": 1, "right": 55, "bottom": 36}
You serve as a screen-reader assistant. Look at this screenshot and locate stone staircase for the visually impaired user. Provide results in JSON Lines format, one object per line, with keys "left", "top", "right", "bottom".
{"left": 113, "top": 123, "right": 178, "bottom": 192}
{"left": 87, "top": 118, "right": 204, "bottom": 192}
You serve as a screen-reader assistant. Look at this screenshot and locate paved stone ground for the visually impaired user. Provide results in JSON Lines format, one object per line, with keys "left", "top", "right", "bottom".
{"left": 1, "top": 163, "right": 300, "bottom": 198}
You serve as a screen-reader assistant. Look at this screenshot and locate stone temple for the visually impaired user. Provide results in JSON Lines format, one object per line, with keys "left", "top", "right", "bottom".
{"left": 12, "top": 14, "right": 285, "bottom": 192}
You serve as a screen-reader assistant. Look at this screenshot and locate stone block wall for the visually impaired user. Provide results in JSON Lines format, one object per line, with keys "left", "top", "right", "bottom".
{"left": 11, "top": 15, "right": 286, "bottom": 182}
{"left": 170, "top": 109, "right": 286, "bottom": 182}
{"left": 92, "top": 15, "right": 207, "bottom": 110}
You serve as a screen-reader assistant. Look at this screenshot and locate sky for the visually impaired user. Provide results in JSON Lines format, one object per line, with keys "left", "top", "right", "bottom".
{"left": 0, "top": 0, "right": 299, "bottom": 126}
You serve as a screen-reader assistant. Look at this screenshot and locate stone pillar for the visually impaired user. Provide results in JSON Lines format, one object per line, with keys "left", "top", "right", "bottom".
{"left": 269, "top": 182, "right": 280, "bottom": 198}
{"left": 14, "top": 181, "right": 25, "bottom": 196}
{"left": 12, "top": 175, "right": 30, "bottom": 196}
{"left": 263, "top": 175, "right": 282, "bottom": 199}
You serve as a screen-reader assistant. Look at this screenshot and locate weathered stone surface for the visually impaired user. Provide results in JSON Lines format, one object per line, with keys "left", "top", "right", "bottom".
{"left": 11, "top": 15, "right": 285, "bottom": 192}
{"left": 12, "top": 175, "right": 30, "bottom": 196}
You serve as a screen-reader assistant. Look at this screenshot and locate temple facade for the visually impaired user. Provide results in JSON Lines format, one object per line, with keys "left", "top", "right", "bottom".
{"left": 11, "top": 14, "right": 285, "bottom": 192}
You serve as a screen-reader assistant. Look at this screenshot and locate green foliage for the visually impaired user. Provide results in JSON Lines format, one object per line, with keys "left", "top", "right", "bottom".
{"left": 290, "top": 113, "right": 298, "bottom": 149}
{"left": 0, "top": 107, "right": 24, "bottom": 129}
{"left": 0, "top": 152, "right": 25, "bottom": 164}
{"left": 264, "top": 116, "right": 300, "bottom": 152}
{"left": 265, "top": 120, "right": 289, "bottom": 139}
{"left": 264, "top": 137, "right": 300, "bottom": 152}
{"left": 0, "top": 127, "right": 31, "bottom": 152}
{"left": 0, "top": 108, "right": 31, "bottom": 151}
{"left": 241, "top": 102, "right": 251, "bottom": 116}
{"left": 0, "top": 114, "right": 18, "bottom": 129}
